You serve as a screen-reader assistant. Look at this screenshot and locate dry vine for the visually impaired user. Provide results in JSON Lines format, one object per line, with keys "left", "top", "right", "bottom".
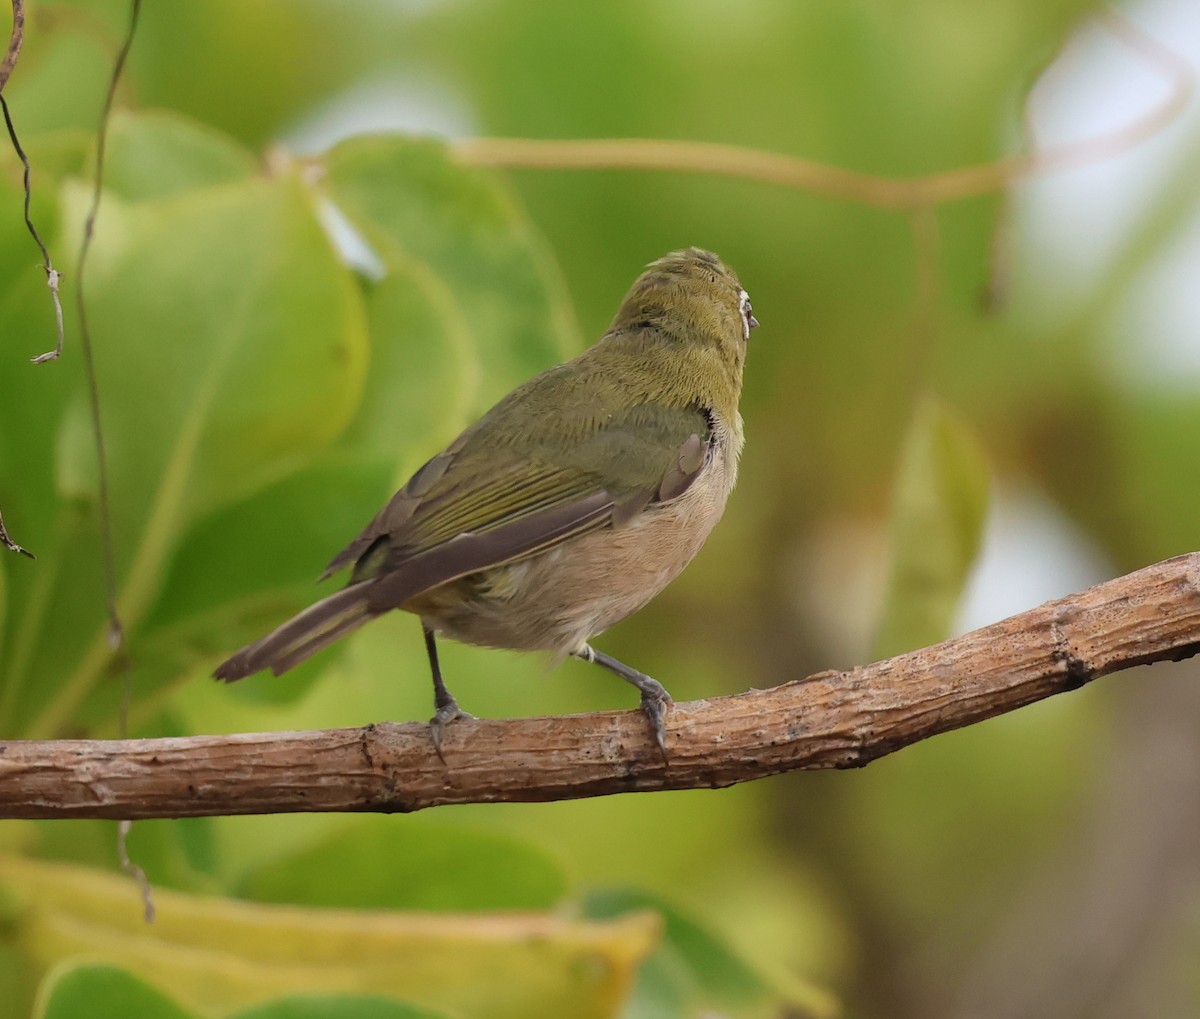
{"left": 0, "top": 0, "right": 22, "bottom": 93}
{"left": 451, "top": 12, "right": 1192, "bottom": 211}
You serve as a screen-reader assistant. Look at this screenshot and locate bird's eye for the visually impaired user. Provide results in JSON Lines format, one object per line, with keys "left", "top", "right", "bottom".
{"left": 738, "top": 289, "right": 759, "bottom": 340}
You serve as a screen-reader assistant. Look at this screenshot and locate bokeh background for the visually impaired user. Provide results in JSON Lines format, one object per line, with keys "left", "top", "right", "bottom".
{"left": 1, "top": 1, "right": 1199, "bottom": 1016}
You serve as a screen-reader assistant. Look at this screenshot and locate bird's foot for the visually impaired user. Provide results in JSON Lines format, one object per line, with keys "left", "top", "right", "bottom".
{"left": 429, "top": 698, "right": 475, "bottom": 763}
{"left": 574, "top": 644, "right": 674, "bottom": 760}
{"left": 638, "top": 680, "right": 672, "bottom": 761}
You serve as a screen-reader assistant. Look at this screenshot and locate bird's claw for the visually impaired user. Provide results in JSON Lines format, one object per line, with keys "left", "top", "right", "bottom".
{"left": 639, "top": 684, "right": 672, "bottom": 760}
{"left": 429, "top": 700, "right": 475, "bottom": 763}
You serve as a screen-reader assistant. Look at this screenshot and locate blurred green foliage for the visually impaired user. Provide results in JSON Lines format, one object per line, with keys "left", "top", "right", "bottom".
{"left": 872, "top": 396, "right": 989, "bottom": 661}
{"left": 2, "top": 0, "right": 1200, "bottom": 1017}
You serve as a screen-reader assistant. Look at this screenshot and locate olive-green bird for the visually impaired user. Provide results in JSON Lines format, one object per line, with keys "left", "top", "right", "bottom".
{"left": 214, "top": 247, "right": 757, "bottom": 752}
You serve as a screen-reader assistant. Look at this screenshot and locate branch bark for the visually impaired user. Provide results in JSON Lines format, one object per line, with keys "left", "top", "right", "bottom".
{"left": 2, "top": 553, "right": 1198, "bottom": 820}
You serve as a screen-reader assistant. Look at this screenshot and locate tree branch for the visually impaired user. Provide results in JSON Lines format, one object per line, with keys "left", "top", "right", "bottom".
{"left": 1, "top": 553, "right": 1198, "bottom": 820}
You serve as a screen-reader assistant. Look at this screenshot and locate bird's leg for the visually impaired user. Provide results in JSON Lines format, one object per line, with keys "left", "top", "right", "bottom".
{"left": 424, "top": 625, "right": 473, "bottom": 760}
{"left": 574, "top": 644, "right": 671, "bottom": 756}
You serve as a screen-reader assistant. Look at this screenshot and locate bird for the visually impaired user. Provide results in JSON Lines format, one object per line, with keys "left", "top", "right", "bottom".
{"left": 214, "top": 247, "right": 756, "bottom": 754}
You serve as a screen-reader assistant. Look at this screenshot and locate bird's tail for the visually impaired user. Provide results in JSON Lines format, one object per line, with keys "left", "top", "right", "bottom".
{"left": 213, "top": 583, "right": 377, "bottom": 681}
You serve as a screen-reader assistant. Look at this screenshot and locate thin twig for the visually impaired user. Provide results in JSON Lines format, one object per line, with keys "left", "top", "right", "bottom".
{"left": 0, "top": 553, "right": 1196, "bottom": 820}
{"left": 453, "top": 136, "right": 922, "bottom": 209}
{"left": 116, "top": 818, "right": 156, "bottom": 922}
{"left": 0, "top": 0, "right": 23, "bottom": 93}
{"left": 0, "top": 506, "right": 33, "bottom": 558}
{"left": 0, "top": 0, "right": 65, "bottom": 363}
{"left": 74, "top": 0, "right": 141, "bottom": 650}
{"left": 66, "top": 0, "right": 153, "bottom": 922}
{"left": 452, "top": 10, "right": 1192, "bottom": 211}
{"left": 1, "top": 94, "right": 67, "bottom": 365}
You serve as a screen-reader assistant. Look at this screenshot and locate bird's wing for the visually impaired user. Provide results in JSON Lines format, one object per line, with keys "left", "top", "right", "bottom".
{"left": 322, "top": 393, "right": 715, "bottom": 612}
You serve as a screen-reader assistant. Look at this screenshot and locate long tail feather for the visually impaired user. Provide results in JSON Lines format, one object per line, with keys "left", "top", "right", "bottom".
{"left": 213, "top": 584, "right": 376, "bottom": 681}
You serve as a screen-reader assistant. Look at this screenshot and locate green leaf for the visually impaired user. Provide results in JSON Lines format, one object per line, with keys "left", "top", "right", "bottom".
{"left": 10, "top": 165, "right": 369, "bottom": 737}
{"left": 1, "top": 854, "right": 659, "bottom": 1019}
{"left": 85, "top": 172, "right": 367, "bottom": 537}
{"left": 321, "top": 135, "right": 579, "bottom": 415}
{"left": 587, "top": 888, "right": 763, "bottom": 1011}
{"left": 102, "top": 109, "right": 258, "bottom": 202}
{"left": 230, "top": 994, "right": 451, "bottom": 1019}
{"left": 0, "top": 945, "right": 33, "bottom": 1019}
{"left": 872, "top": 395, "right": 990, "bottom": 660}
{"left": 238, "top": 816, "right": 569, "bottom": 912}
{"left": 585, "top": 888, "right": 832, "bottom": 1019}
{"left": 35, "top": 962, "right": 199, "bottom": 1019}
{"left": 340, "top": 267, "right": 479, "bottom": 482}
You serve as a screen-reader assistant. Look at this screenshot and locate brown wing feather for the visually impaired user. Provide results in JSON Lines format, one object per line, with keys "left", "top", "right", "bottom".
{"left": 366, "top": 490, "right": 614, "bottom": 611}
{"left": 214, "top": 425, "right": 713, "bottom": 680}
{"left": 324, "top": 387, "right": 714, "bottom": 578}
{"left": 363, "top": 425, "right": 710, "bottom": 610}
{"left": 322, "top": 370, "right": 717, "bottom": 586}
